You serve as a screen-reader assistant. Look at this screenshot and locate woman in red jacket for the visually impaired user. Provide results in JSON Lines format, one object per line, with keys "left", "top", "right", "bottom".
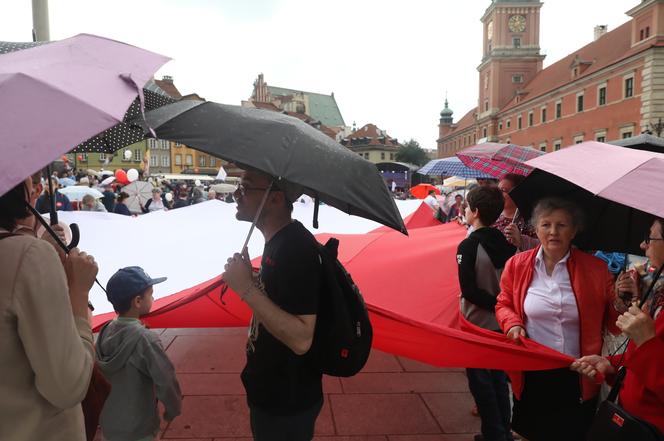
{"left": 571, "top": 216, "right": 664, "bottom": 434}
{"left": 495, "top": 197, "right": 625, "bottom": 441}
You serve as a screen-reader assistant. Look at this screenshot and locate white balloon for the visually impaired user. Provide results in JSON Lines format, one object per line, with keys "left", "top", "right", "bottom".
{"left": 195, "top": 179, "right": 201, "bottom": 187}
{"left": 165, "top": 192, "right": 173, "bottom": 202}
{"left": 123, "top": 150, "right": 132, "bottom": 160}
{"left": 127, "top": 169, "right": 139, "bottom": 182}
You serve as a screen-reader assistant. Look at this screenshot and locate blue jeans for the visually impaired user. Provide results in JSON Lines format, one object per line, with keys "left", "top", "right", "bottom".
{"left": 249, "top": 398, "right": 323, "bottom": 441}
{"left": 466, "top": 368, "right": 514, "bottom": 441}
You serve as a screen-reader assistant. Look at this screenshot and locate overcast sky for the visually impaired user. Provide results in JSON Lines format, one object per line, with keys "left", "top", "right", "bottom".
{"left": 2, "top": 0, "right": 637, "bottom": 150}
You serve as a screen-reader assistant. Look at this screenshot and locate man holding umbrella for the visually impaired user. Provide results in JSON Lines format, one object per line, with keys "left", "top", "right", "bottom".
{"left": 223, "top": 169, "right": 323, "bottom": 441}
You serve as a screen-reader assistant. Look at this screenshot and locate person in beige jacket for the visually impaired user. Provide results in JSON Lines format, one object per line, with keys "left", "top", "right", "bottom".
{"left": 0, "top": 175, "right": 98, "bottom": 441}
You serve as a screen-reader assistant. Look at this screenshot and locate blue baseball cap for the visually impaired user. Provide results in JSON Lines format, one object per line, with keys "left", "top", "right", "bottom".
{"left": 106, "top": 266, "right": 167, "bottom": 305}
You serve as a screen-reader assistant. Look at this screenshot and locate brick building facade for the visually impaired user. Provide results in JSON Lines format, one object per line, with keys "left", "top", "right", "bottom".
{"left": 438, "top": 0, "right": 664, "bottom": 157}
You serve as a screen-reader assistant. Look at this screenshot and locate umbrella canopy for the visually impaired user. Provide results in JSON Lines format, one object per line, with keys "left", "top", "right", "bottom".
{"left": 58, "top": 177, "right": 76, "bottom": 187}
{"left": 211, "top": 183, "right": 237, "bottom": 194}
{"left": 123, "top": 181, "right": 154, "bottom": 214}
{"left": 417, "top": 157, "right": 494, "bottom": 178}
{"left": 510, "top": 141, "right": 664, "bottom": 254}
{"left": 58, "top": 186, "right": 104, "bottom": 202}
{"left": 443, "top": 177, "right": 475, "bottom": 188}
{"left": 100, "top": 176, "right": 116, "bottom": 187}
{"left": 137, "top": 100, "right": 406, "bottom": 234}
{"left": 456, "top": 143, "right": 545, "bottom": 178}
{"left": 609, "top": 134, "right": 664, "bottom": 154}
{"left": 0, "top": 34, "right": 169, "bottom": 196}
{"left": 409, "top": 183, "right": 440, "bottom": 199}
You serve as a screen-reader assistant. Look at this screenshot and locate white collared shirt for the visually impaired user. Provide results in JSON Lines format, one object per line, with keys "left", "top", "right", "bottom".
{"left": 524, "top": 247, "right": 580, "bottom": 357}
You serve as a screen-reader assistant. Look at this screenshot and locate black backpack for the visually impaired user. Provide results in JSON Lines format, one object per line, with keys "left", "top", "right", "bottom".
{"left": 311, "top": 237, "right": 373, "bottom": 377}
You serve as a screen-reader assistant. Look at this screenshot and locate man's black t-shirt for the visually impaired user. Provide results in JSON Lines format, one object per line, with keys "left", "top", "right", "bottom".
{"left": 241, "top": 220, "right": 323, "bottom": 413}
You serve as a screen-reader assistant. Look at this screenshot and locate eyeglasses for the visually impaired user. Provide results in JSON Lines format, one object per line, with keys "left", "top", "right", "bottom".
{"left": 233, "top": 184, "right": 272, "bottom": 197}
{"left": 644, "top": 236, "right": 664, "bottom": 245}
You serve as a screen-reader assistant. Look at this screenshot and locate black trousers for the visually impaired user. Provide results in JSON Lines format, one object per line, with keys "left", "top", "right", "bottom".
{"left": 466, "top": 368, "right": 515, "bottom": 441}
{"left": 512, "top": 368, "right": 597, "bottom": 441}
{"left": 249, "top": 398, "right": 323, "bottom": 441}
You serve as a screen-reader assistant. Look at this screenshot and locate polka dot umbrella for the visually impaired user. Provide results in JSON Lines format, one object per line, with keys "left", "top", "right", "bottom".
{"left": 0, "top": 40, "right": 176, "bottom": 155}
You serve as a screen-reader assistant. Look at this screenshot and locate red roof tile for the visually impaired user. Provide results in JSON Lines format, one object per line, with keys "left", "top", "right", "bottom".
{"left": 154, "top": 79, "right": 183, "bottom": 99}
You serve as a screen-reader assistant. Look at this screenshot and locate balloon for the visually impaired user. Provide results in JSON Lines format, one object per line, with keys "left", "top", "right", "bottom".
{"left": 127, "top": 169, "right": 139, "bottom": 182}
{"left": 165, "top": 192, "right": 173, "bottom": 202}
{"left": 194, "top": 168, "right": 199, "bottom": 173}
{"left": 124, "top": 150, "right": 133, "bottom": 160}
{"left": 61, "top": 155, "right": 69, "bottom": 162}
{"left": 195, "top": 179, "right": 201, "bottom": 187}
{"left": 77, "top": 154, "right": 83, "bottom": 161}
{"left": 115, "top": 169, "right": 128, "bottom": 184}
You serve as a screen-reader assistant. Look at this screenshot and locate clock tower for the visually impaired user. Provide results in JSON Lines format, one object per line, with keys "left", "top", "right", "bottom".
{"left": 478, "top": 0, "right": 545, "bottom": 139}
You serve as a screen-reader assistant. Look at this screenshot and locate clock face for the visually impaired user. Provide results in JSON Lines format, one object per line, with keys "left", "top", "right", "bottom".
{"left": 508, "top": 15, "right": 526, "bottom": 33}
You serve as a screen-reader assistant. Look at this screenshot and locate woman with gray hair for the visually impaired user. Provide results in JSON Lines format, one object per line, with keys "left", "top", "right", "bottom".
{"left": 495, "top": 197, "right": 630, "bottom": 441}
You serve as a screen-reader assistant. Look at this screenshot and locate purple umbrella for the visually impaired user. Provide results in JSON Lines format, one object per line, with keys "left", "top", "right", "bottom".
{"left": 0, "top": 33, "right": 169, "bottom": 196}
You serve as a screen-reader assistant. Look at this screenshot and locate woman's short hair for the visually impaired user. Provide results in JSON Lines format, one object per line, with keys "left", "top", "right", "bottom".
{"left": 501, "top": 173, "right": 525, "bottom": 188}
{"left": 0, "top": 181, "right": 31, "bottom": 231}
{"left": 466, "top": 186, "right": 504, "bottom": 226}
{"left": 117, "top": 191, "right": 130, "bottom": 202}
{"left": 532, "top": 197, "right": 585, "bottom": 231}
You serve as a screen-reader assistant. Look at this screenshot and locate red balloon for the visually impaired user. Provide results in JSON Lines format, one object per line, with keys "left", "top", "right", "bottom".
{"left": 61, "top": 155, "right": 69, "bottom": 162}
{"left": 115, "top": 169, "right": 129, "bottom": 184}
{"left": 77, "top": 155, "right": 83, "bottom": 161}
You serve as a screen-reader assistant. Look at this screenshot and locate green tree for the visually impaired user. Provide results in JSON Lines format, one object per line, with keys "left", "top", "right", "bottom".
{"left": 395, "top": 139, "right": 429, "bottom": 166}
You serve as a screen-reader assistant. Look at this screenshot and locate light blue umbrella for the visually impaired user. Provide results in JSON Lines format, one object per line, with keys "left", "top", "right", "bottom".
{"left": 58, "top": 177, "right": 76, "bottom": 187}
{"left": 417, "top": 157, "right": 494, "bottom": 178}
{"left": 58, "top": 186, "right": 103, "bottom": 202}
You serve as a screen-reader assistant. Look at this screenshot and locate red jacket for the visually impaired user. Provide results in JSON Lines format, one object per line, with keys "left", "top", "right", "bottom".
{"left": 612, "top": 310, "right": 664, "bottom": 433}
{"left": 495, "top": 247, "right": 619, "bottom": 401}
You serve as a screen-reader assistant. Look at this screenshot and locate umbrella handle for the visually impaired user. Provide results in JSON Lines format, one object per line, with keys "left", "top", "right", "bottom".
{"left": 68, "top": 223, "right": 80, "bottom": 250}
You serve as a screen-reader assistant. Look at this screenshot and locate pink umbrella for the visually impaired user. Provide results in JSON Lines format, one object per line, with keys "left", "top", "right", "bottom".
{"left": 510, "top": 141, "right": 664, "bottom": 253}
{"left": 456, "top": 142, "right": 544, "bottom": 178}
{"left": 0, "top": 33, "right": 169, "bottom": 196}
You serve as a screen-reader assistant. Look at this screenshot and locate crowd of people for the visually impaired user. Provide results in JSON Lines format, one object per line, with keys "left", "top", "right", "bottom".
{"left": 1, "top": 165, "right": 662, "bottom": 441}
{"left": 456, "top": 180, "right": 664, "bottom": 440}
{"left": 35, "top": 169, "right": 235, "bottom": 217}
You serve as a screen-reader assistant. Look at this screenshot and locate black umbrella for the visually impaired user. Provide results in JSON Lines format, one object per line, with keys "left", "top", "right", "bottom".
{"left": 0, "top": 40, "right": 176, "bottom": 154}
{"left": 609, "top": 134, "right": 664, "bottom": 154}
{"left": 509, "top": 168, "right": 651, "bottom": 255}
{"left": 136, "top": 100, "right": 407, "bottom": 234}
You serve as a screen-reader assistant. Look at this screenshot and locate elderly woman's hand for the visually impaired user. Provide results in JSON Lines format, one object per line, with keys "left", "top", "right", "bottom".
{"left": 506, "top": 325, "right": 526, "bottom": 341}
{"left": 617, "top": 303, "right": 656, "bottom": 347}
{"left": 570, "top": 355, "right": 614, "bottom": 381}
{"left": 614, "top": 271, "right": 639, "bottom": 312}
{"left": 504, "top": 223, "right": 523, "bottom": 249}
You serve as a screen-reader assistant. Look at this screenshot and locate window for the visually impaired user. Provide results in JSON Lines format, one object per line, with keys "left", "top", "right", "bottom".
{"left": 484, "top": 100, "right": 489, "bottom": 112}
{"left": 199, "top": 156, "right": 206, "bottom": 167}
{"left": 528, "top": 111, "right": 533, "bottom": 127}
{"left": 541, "top": 107, "right": 547, "bottom": 123}
{"left": 133, "top": 149, "right": 141, "bottom": 162}
{"left": 646, "top": 26, "right": 650, "bottom": 38}
{"left": 174, "top": 142, "right": 182, "bottom": 148}
{"left": 556, "top": 101, "right": 562, "bottom": 119}
{"left": 483, "top": 127, "right": 488, "bottom": 138}
{"left": 161, "top": 156, "right": 170, "bottom": 167}
{"left": 210, "top": 157, "right": 216, "bottom": 167}
{"left": 577, "top": 94, "right": 584, "bottom": 112}
{"left": 539, "top": 143, "right": 547, "bottom": 152}
{"left": 99, "top": 153, "right": 106, "bottom": 161}
{"left": 380, "top": 152, "right": 385, "bottom": 160}
{"left": 185, "top": 154, "right": 193, "bottom": 165}
{"left": 512, "top": 74, "right": 524, "bottom": 84}
{"left": 499, "top": 121, "right": 503, "bottom": 130}
{"left": 574, "top": 135, "right": 584, "bottom": 144}
{"left": 622, "top": 131, "right": 633, "bottom": 139}
{"left": 390, "top": 153, "right": 395, "bottom": 160}
{"left": 596, "top": 136, "right": 606, "bottom": 142}
{"left": 507, "top": 119, "right": 511, "bottom": 129}
{"left": 625, "top": 77, "right": 634, "bottom": 98}
{"left": 517, "top": 116, "right": 522, "bottom": 129}
{"left": 554, "top": 141, "right": 562, "bottom": 151}
{"left": 147, "top": 138, "right": 157, "bottom": 149}
{"left": 364, "top": 153, "right": 370, "bottom": 159}
{"left": 79, "top": 153, "right": 88, "bottom": 162}
{"left": 513, "top": 37, "right": 521, "bottom": 48}
{"left": 175, "top": 154, "right": 182, "bottom": 165}
{"left": 150, "top": 155, "right": 157, "bottom": 167}
{"left": 640, "top": 29, "right": 644, "bottom": 41}
{"left": 598, "top": 86, "right": 607, "bottom": 106}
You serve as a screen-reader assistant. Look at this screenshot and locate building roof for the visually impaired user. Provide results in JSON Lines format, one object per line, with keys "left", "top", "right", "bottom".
{"left": 154, "top": 77, "right": 183, "bottom": 100}
{"left": 502, "top": 21, "right": 635, "bottom": 112}
{"left": 454, "top": 108, "right": 478, "bottom": 133}
{"left": 267, "top": 85, "right": 345, "bottom": 127}
{"left": 344, "top": 123, "right": 400, "bottom": 147}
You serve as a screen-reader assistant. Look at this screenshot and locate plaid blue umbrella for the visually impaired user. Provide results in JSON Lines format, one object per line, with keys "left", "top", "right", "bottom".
{"left": 417, "top": 157, "right": 494, "bottom": 178}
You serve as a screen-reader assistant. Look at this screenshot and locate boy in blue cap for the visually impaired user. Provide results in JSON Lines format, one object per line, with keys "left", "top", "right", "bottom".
{"left": 96, "top": 266, "right": 182, "bottom": 441}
